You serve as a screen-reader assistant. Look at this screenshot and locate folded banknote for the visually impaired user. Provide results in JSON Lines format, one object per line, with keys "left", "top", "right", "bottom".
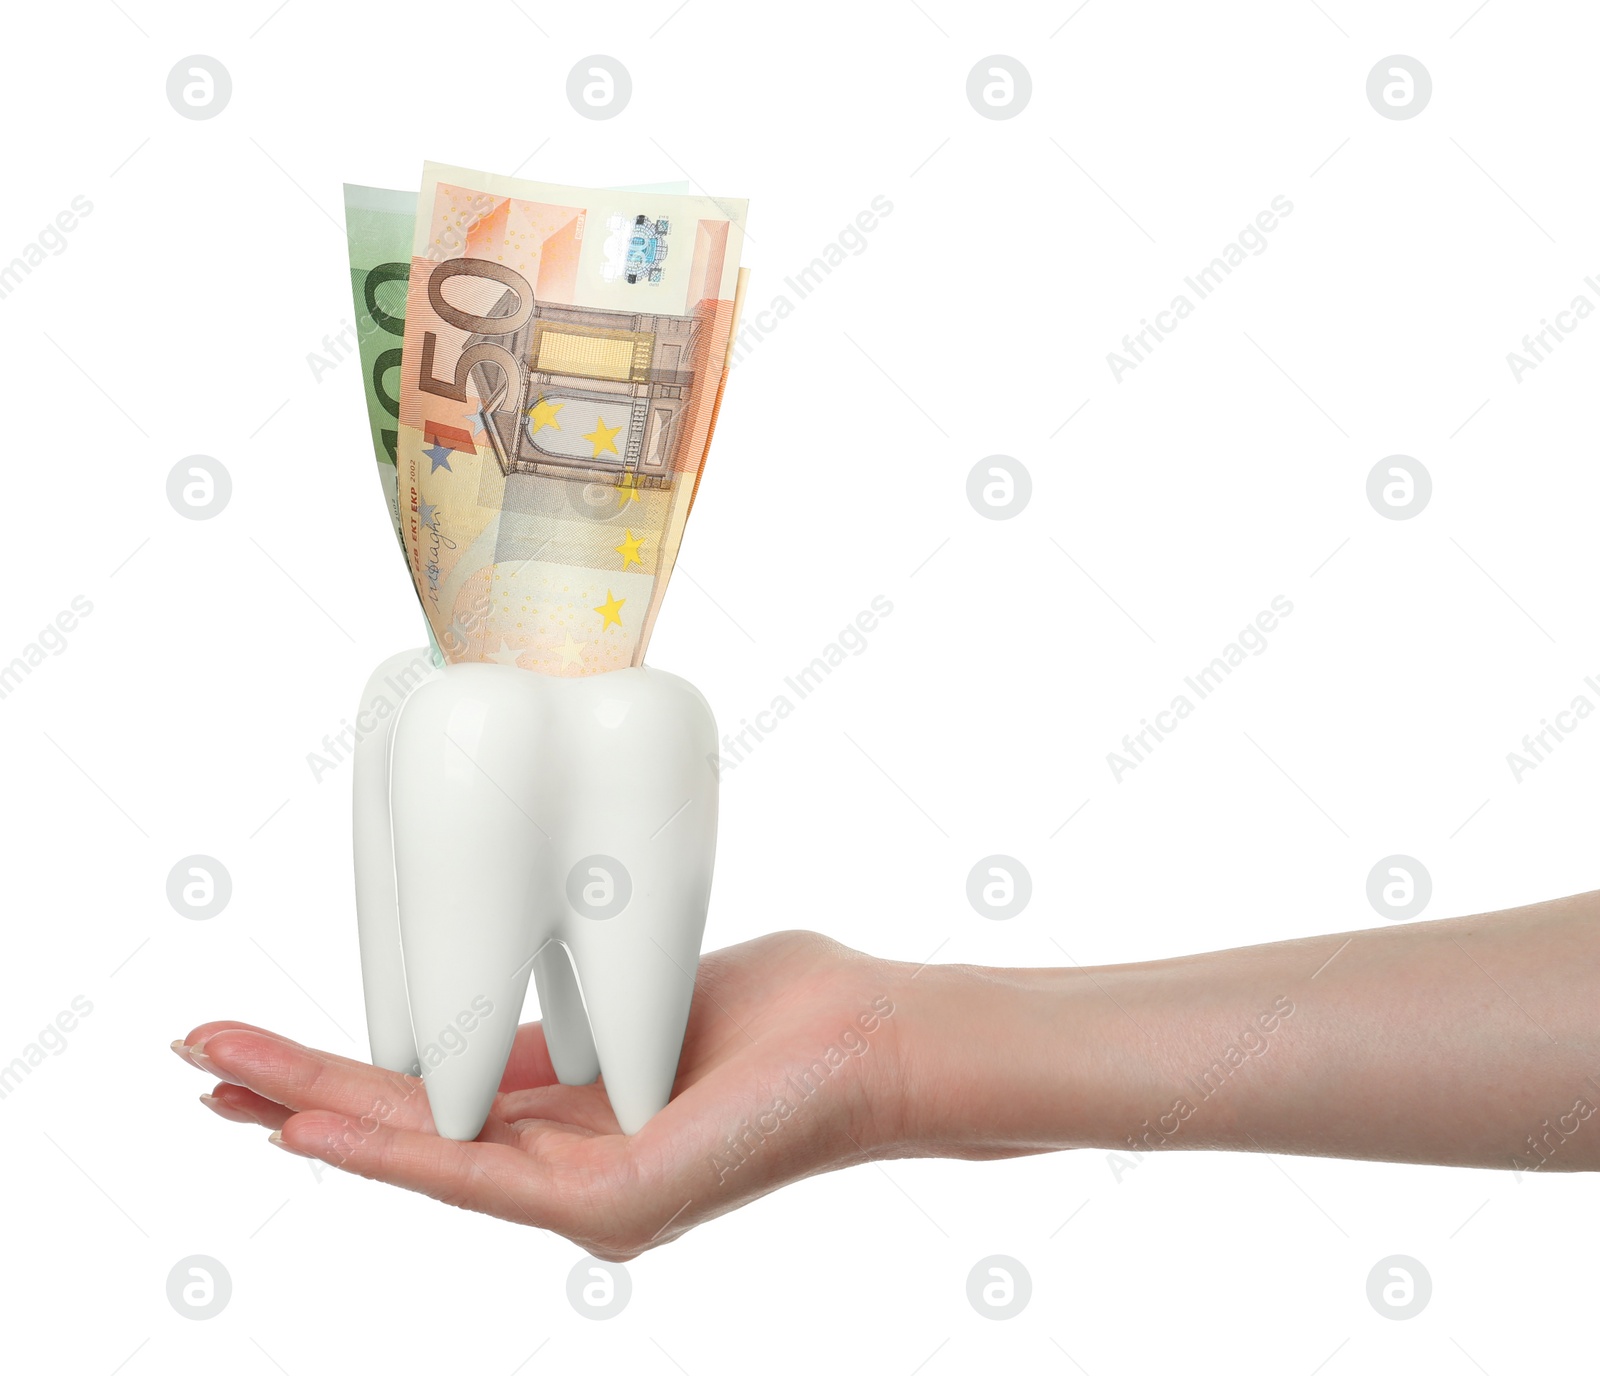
{"left": 344, "top": 165, "right": 748, "bottom": 674}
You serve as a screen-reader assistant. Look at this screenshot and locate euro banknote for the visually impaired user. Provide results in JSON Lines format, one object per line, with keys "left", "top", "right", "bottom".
{"left": 393, "top": 162, "right": 748, "bottom": 674}
{"left": 343, "top": 179, "right": 703, "bottom": 561}
{"left": 343, "top": 184, "right": 416, "bottom": 559}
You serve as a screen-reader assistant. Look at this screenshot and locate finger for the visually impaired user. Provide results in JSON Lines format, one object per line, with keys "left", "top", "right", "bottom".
{"left": 181, "top": 1020, "right": 562, "bottom": 1099}
{"left": 174, "top": 1021, "right": 305, "bottom": 1069}
{"left": 181, "top": 1018, "right": 308, "bottom": 1048}
{"left": 191, "top": 1028, "right": 531, "bottom": 1147}
{"left": 271, "top": 1111, "right": 590, "bottom": 1234}
{"left": 199, "top": 1083, "right": 292, "bottom": 1130}
{"left": 180, "top": 1022, "right": 408, "bottom": 1079}
{"left": 499, "top": 1021, "right": 560, "bottom": 1093}
{"left": 184, "top": 1029, "right": 439, "bottom": 1133}
{"left": 198, "top": 1092, "right": 257, "bottom": 1124}
{"left": 177, "top": 1023, "right": 393, "bottom": 1093}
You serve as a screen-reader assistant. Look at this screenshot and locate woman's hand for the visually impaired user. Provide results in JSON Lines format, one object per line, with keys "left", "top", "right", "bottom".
{"left": 175, "top": 932, "right": 923, "bottom": 1259}
{"left": 177, "top": 892, "right": 1600, "bottom": 1254}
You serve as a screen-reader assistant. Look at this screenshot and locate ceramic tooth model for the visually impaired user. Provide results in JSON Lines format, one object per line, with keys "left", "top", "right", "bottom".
{"left": 352, "top": 648, "right": 718, "bottom": 1139}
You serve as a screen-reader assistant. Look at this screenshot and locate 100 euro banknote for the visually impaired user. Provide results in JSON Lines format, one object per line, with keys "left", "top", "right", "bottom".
{"left": 396, "top": 163, "right": 747, "bottom": 674}
{"left": 344, "top": 183, "right": 416, "bottom": 561}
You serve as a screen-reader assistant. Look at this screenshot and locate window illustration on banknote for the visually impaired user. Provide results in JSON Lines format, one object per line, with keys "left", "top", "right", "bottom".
{"left": 466, "top": 299, "right": 701, "bottom": 487}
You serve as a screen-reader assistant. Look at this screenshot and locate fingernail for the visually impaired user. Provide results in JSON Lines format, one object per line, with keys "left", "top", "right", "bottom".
{"left": 170, "top": 1039, "right": 196, "bottom": 1065}
{"left": 267, "top": 1130, "right": 308, "bottom": 1157}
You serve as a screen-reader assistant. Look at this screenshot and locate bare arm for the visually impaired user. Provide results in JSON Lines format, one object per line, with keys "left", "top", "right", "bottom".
{"left": 897, "top": 890, "right": 1600, "bottom": 1172}
{"left": 176, "top": 891, "right": 1600, "bottom": 1257}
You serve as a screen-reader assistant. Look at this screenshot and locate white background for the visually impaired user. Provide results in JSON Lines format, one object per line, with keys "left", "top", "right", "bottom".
{"left": 1, "top": 1, "right": 1596, "bottom": 1371}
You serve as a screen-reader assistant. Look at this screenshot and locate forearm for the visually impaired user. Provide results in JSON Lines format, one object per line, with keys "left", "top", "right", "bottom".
{"left": 893, "top": 891, "right": 1600, "bottom": 1171}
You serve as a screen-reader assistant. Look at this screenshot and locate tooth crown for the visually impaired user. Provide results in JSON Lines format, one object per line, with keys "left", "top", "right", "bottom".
{"left": 353, "top": 653, "right": 718, "bottom": 1139}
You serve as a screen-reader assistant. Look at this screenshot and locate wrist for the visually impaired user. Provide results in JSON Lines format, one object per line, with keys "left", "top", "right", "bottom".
{"left": 885, "top": 958, "right": 1122, "bottom": 1157}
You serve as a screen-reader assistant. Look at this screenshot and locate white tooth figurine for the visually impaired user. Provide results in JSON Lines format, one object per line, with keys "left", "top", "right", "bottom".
{"left": 352, "top": 650, "right": 718, "bottom": 1139}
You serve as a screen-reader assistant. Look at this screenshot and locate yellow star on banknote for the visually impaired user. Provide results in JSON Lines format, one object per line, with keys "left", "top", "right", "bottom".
{"left": 616, "top": 471, "right": 642, "bottom": 507}
{"left": 584, "top": 415, "right": 621, "bottom": 457}
{"left": 525, "top": 395, "right": 564, "bottom": 433}
{"left": 614, "top": 529, "right": 644, "bottom": 570}
{"left": 593, "top": 591, "right": 625, "bottom": 629}
{"left": 557, "top": 632, "right": 586, "bottom": 668}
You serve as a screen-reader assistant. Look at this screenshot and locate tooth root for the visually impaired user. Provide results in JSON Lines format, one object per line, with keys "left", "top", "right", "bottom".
{"left": 567, "top": 920, "right": 703, "bottom": 1135}
{"left": 533, "top": 942, "right": 599, "bottom": 1085}
{"left": 388, "top": 666, "right": 546, "bottom": 1141}
{"left": 562, "top": 668, "right": 718, "bottom": 1134}
{"left": 352, "top": 650, "right": 428, "bottom": 1076}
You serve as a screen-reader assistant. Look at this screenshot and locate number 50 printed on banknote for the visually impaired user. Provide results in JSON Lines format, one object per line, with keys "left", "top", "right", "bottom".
{"left": 395, "top": 163, "right": 748, "bottom": 675}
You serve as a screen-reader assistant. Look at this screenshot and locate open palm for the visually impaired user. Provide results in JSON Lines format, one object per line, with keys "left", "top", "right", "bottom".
{"left": 177, "top": 932, "right": 911, "bottom": 1258}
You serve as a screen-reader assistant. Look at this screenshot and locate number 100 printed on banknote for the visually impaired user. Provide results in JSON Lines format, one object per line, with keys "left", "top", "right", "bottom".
{"left": 396, "top": 163, "right": 748, "bottom": 675}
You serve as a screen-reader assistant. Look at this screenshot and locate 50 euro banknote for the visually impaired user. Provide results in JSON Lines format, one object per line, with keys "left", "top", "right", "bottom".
{"left": 388, "top": 162, "right": 748, "bottom": 674}
{"left": 343, "top": 179, "right": 701, "bottom": 564}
